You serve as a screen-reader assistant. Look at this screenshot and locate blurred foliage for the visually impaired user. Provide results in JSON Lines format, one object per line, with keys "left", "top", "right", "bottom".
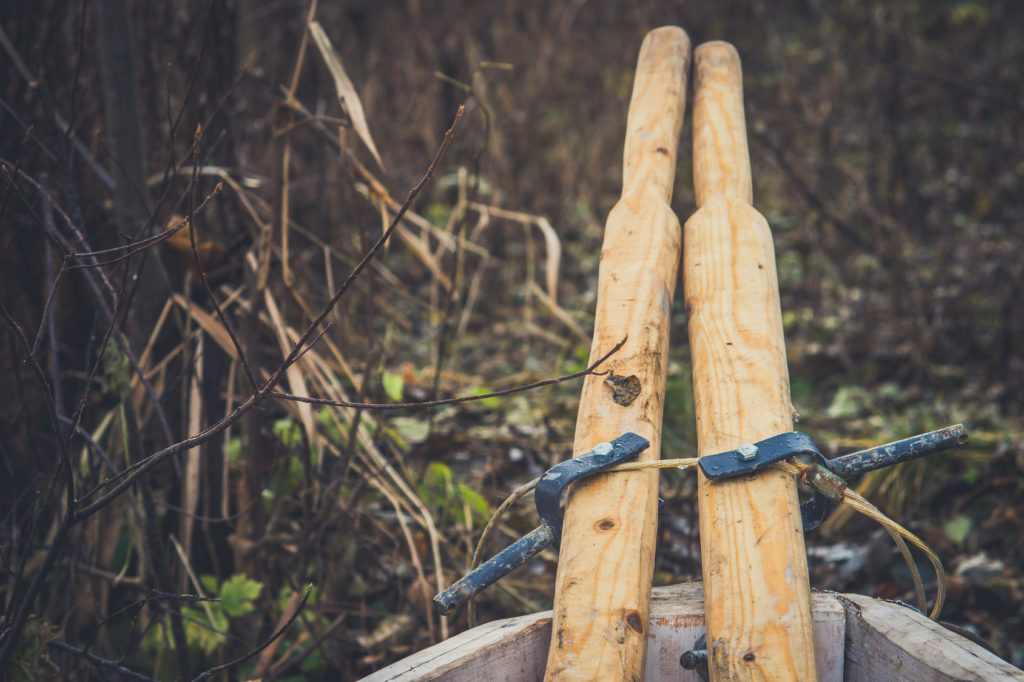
{"left": 142, "top": 574, "right": 262, "bottom": 658}
{"left": 1, "top": 0, "right": 1023, "bottom": 678}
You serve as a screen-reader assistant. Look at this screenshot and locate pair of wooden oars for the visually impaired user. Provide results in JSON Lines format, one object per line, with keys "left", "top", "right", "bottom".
{"left": 548, "top": 27, "right": 816, "bottom": 681}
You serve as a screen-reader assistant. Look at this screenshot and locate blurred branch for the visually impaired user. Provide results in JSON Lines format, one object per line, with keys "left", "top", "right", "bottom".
{"left": 750, "top": 126, "right": 870, "bottom": 251}
{"left": 48, "top": 641, "right": 160, "bottom": 682}
{"left": 270, "top": 335, "right": 626, "bottom": 410}
{"left": 190, "top": 584, "right": 312, "bottom": 682}
{"left": 69, "top": 106, "right": 467, "bottom": 520}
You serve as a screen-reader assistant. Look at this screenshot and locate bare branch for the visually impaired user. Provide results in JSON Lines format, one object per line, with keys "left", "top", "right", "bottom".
{"left": 48, "top": 641, "right": 160, "bottom": 682}
{"left": 270, "top": 336, "right": 627, "bottom": 411}
{"left": 72, "top": 106, "right": 469, "bottom": 522}
{"left": 262, "top": 105, "right": 466, "bottom": 391}
{"left": 190, "top": 584, "right": 312, "bottom": 682}
{"left": 186, "top": 123, "right": 258, "bottom": 391}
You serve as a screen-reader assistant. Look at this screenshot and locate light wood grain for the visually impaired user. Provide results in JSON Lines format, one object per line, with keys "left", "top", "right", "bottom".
{"left": 646, "top": 583, "right": 845, "bottom": 682}
{"left": 840, "top": 593, "right": 1024, "bottom": 681}
{"left": 368, "top": 587, "right": 1024, "bottom": 680}
{"left": 544, "top": 26, "right": 691, "bottom": 681}
{"left": 685, "top": 41, "right": 818, "bottom": 680}
{"left": 360, "top": 611, "right": 551, "bottom": 682}
{"left": 364, "top": 583, "right": 848, "bottom": 681}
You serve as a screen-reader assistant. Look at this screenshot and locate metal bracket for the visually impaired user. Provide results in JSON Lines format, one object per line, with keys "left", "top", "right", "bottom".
{"left": 698, "top": 424, "right": 968, "bottom": 531}
{"left": 698, "top": 431, "right": 827, "bottom": 479}
{"left": 434, "top": 424, "right": 968, "bottom": 614}
{"left": 535, "top": 431, "right": 650, "bottom": 542}
{"left": 433, "top": 432, "right": 650, "bottom": 615}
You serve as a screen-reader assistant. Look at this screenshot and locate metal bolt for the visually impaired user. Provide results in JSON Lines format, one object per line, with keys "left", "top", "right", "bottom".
{"left": 737, "top": 443, "right": 759, "bottom": 461}
{"left": 592, "top": 442, "right": 614, "bottom": 458}
{"left": 680, "top": 633, "right": 709, "bottom": 680}
{"left": 680, "top": 647, "right": 708, "bottom": 670}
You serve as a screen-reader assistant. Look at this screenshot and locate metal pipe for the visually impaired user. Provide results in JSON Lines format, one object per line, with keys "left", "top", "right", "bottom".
{"left": 829, "top": 424, "right": 968, "bottom": 479}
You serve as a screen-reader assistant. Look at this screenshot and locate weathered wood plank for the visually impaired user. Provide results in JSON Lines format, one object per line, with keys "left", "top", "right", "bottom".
{"left": 544, "top": 26, "right": 691, "bottom": 681}
{"left": 685, "top": 40, "right": 818, "bottom": 680}
{"left": 366, "top": 585, "right": 1024, "bottom": 680}
{"left": 364, "top": 583, "right": 847, "bottom": 681}
{"left": 840, "top": 593, "right": 1024, "bottom": 681}
{"left": 360, "top": 611, "right": 551, "bottom": 682}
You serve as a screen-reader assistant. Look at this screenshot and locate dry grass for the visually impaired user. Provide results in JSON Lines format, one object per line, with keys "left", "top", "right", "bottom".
{"left": 2, "top": 1, "right": 1023, "bottom": 678}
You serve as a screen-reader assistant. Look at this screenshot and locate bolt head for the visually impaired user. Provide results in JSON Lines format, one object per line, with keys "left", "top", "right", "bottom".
{"left": 737, "top": 443, "right": 759, "bottom": 460}
{"left": 592, "top": 442, "right": 614, "bottom": 457}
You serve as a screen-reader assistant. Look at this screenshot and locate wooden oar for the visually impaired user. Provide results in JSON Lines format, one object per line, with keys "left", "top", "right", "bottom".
{"left": 545, "top": 26, "right": 690, "bottom": 681}
{"left": 685, "top": 41, "right": 818, "bottom": 679}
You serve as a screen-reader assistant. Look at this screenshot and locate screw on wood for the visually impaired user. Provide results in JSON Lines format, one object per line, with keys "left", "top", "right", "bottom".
{"left": 679, "top": 633, "right": 709, "bottom": 681}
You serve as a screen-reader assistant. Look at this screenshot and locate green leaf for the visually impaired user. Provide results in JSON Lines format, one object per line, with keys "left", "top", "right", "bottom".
{"left": 220, "top": 573, "right": 263, "bottom": 617}
{"left": 273, "top": 418, "right": 302, "bottom": 448}
{"left": 424, "top": 461, "right": 453, "bottom": 492}
{"left": 424, "top": 203, "right": 452, "bottom": 229}
{"left": 951, "top": 2, "right": 989, "bottom": 24}
{"left": 226, "top": 437, "right": 241, "bottom": 463}
{"left": 280, "top": 455, "right": 305, "bottom": 495}
{"left": 317, "top": 407, "right": 345, "bottom": 442}
{"left": 790, "top": 379, "right": 813, "bottom": 399}
{"left": 468, "top": 387, "right": 501, "bottom": 409}
{"left": 300, "top": 647, "right": 326, "bottom": 672}
{"left": 183, "top": 606, "right": 229, "bottom": 654}
{"left": 563, "top": 345, "right": 589, "bottom": 375}
{"left": 391, "top": 416, "right": 430, "bottom": 445}
{"left": 944, "top": 514, "right": 973, "bottom": 545}
{"left": 200, "top": 574, "right": 219, "bottom": 595}
{"left": 456, "top": 482, "right": 490, "bottom": 523}
{"left": 111, "top": 522, "right": 134, "bottom": 574}
{"left": 381, "top": 370, "right": 404, "bottom": 402}
{"left": 505, "top": 396, "right": 536, "bottom": 429}
{"left": 826, "top": 386, "right": 866, "bottom": 420}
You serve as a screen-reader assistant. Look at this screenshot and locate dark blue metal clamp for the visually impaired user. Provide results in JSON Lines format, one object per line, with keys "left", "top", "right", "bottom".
{"left": 698, "top": 424, "right": 968, "bottom": 530}
{"left": 433, "top": 432, "right": 650, "bottom": 615}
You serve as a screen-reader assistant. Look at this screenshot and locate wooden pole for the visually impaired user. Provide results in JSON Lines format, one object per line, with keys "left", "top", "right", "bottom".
{"left": 545, "top": 26, "right": 690, "bottom": 681}
{"left": 685, "top": 41, "right": 818, "bottom": 680}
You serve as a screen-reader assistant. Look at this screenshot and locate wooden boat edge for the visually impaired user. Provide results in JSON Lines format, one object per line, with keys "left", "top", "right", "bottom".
{"left": 363, "top": 582, "right": 1024, "bottom": 681}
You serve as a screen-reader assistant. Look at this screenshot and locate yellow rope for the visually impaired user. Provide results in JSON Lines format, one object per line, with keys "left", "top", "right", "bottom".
{"left": 469, "top": 455, "right": 946, "bottom": 621}
{"left": 773, "top": 458, "right": 945, "bottom": 619}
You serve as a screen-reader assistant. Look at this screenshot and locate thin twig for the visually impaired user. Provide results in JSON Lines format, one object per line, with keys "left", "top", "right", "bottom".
{"left": 186, "top": 124, "right": 258, "bottom": 390}
{"left": 750, "top": 127, "right": 870, "bottom": 250}
{"left": 270, "top": 335, "right": 626, "bottom": 410}
{"left": 63, "top": 185, "right": 222, "bottom": 268}
{"left": 2, "top": 160, "right": 175, "bottom": 444}
{"left": 3, "top": 110, "right": 469, "bottom": 664}
{"left": 73, "top": 109, "right": 467, "bottom": 516}
{"left": 73, "top": 392, "right": 257, "bottom": 519}
{"left": 0, "top": 301, "right": 73, "bottom": 508}
{"left": 48, "top": 641, "right": 160, "bottom": 682}
{"left": 190, "top": 584, "right": 312, "bottom": 682}
{"left": 65, "top": 262, "right": 131, "bottom": 459}
{"left": 266, "top": 611, "right": 346, "bottom": 679}
{"left": 262, "top": 105, "right": 465, "bottom": 392}
{"left": 0, "top": 159, "right": 116, "bottom": 299}
{"left": 30, "top": 195, "right": 68, "bottom": 358}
